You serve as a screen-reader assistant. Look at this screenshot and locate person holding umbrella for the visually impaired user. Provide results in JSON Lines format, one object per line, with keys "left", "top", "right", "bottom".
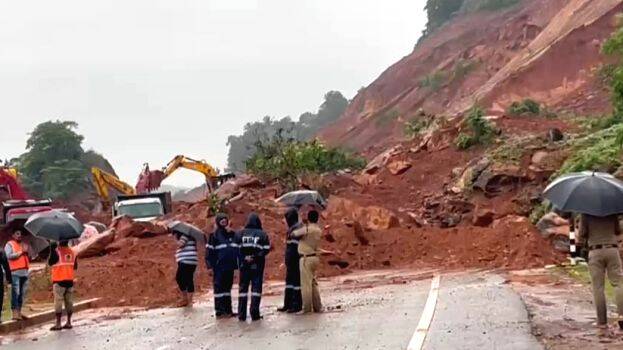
{"left": 277, "top": 207, "right": 302, "bottom": 313}
{"left": 274, "top": 191, "right": 327, "bottom": 313}
{"left": 47, "top": 240, "right": 77, "bottom": 331}
{"left": 5, "top": 230, "right": 31, "bottom": 320}
{"left": 206, "top": 213, "right": 238, "bottom": 318}
{"left": 167, "top": 221, "right": 205, "bottom": 308}
{"left": 24, "top": 210, "right": 84, "bottom": 325}
{"left": 544, "top": 171, "right": 623, "bottom": 335}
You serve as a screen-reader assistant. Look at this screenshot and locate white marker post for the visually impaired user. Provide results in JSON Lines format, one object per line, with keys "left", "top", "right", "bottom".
{"left": 569, "top": 217, "right": 577, "bottom": 266}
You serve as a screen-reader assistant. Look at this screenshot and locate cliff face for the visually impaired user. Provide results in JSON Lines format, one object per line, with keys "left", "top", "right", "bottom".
{"left": 320, "top": 0, "right": 622, "bottom": 153}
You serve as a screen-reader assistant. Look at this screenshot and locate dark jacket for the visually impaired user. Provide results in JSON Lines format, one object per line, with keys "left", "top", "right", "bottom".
{"left": 284, "top": 208, "right": 302, "bottom": 262}
{"left": 0, "top": 250, "right": 11, "bottom": 284}
{"left": 237, "top": 213, "right": 271, "bottom": 269}
{"left": 206, "top": 213, "right": 239, "bottom": 271}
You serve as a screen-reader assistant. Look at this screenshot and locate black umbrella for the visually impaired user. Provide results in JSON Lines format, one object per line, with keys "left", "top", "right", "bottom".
{"left": 543, "top": 171, "right": 623, "bottom": 217}
{"left": 24, "top": 210, "right": 84, "bottom": 242}
{"left": 167, "top": 221, "right": 206, "bottom": 243}
{"left": 275, "top": 190, "right": 328, "bottom": 209}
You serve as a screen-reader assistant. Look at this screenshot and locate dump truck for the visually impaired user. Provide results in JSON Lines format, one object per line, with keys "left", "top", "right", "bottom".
{"left": 0, "top": 168, "right": 53, "bottom": 241}
{"left": 91, "top": 167, "right": 171, "bottom": 221}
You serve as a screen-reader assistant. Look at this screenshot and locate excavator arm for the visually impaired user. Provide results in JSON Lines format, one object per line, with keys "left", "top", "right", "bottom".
{"left": 162, "top": 155, "right": 219, "bottom": 182}
{"left": 91, "top": 167, "right": 136, "bottom": 203}
{"left": 136, "top": 155, "right": 234, "bottom": 194}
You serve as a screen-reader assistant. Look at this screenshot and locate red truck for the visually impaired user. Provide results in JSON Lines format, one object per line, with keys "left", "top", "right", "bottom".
{"left": 0, "top": 168, "right": 52, "bottom": 230}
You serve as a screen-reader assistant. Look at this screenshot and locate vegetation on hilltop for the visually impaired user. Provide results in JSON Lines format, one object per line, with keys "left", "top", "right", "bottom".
{"left": 226, "top": 91, "right": 349, "bottom": 172}
{"left": 246, "top": 131, "right": 365, "bottom": 191}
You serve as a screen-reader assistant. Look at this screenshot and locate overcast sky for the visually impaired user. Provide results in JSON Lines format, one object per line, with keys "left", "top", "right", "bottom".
{"left": 1, "top": 0, "right": 426, "bottom": 188}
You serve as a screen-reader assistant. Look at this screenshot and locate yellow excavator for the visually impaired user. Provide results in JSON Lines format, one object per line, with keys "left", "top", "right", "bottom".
{"left": 136, "top": 155, "right": 235, "bottom": 194}
{"left": 91, "top": 167, "right": 136, "bottom": 203}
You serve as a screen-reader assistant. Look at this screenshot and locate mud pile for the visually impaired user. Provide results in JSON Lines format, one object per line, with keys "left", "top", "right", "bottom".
{"left": 61, "top": 168, "right": 563, "bottom": 308}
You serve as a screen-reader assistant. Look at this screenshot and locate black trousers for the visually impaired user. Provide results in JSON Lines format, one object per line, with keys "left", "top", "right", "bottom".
{"left": 238, "top": 266, "right": 264, "bottom": 320}
{"left": 283, "top": 255, "right": 302, "bottom": 311}
{"left": 213, "top": 268, "right": 234, "bottom": 315}
{"left": 0, "top": 278, "right": 4, "bottom": 319}
{"left": 175, "top": 262, "right": 197, "bottom": 293}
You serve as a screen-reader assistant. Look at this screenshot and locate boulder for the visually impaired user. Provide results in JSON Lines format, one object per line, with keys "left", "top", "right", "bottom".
{"left": 328, "top": 196, "right": 399, "bottom": 230}
{"left": 215, "top": 174, "right": 261, "bottom": 200}
{"left": 363, "top": 146, "right": 404, "bottom": 174}
{"left": 536, "top": 212, "right": 569, "bottom": 239}
{"left": 547, "top": 128, "right": 564, "bottom": 142}
{"left": 387, "top": 161, "right": 412, "bottom": 175}
{"left": 79, "top": 224, "right": 100, "bottom": 243}
{"left": 472, "top": 164, "right": 527, "bottom": 193}
{"left": 440, "top": 214, "right": 461, "bottom": 228}
{"left": 115, "top": 218, "right": 168, "bottom": 239}
{"left": 455, "top": 157, "right": 491, "bottom": 193}
{"left": 86, "top": 221, "right": 107, "bottom": 233}
{"left": 74, "top": 229, "right": 116, "bottom": 258}
{"left": 530, "top": 151, "right": 549, "bottom": 167}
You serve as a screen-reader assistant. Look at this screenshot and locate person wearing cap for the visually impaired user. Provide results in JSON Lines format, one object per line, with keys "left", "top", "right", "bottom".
{"left": 291, "top": 210, "right": 322, "bottom": 314}
{"left": 206, "top": 213, "right": 239, "bottom": 318}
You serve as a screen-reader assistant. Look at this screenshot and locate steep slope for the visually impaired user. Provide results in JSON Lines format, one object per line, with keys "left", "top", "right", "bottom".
{"left": 320, "top": 0, "right": 622, "bottom": 153}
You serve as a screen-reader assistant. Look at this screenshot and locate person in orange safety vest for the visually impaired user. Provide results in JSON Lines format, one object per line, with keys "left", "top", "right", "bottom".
{"left": 4, "top": 230, "right": 30, "bottom": 321}
{"left": 48, "top": 240, "right": 77, "bottom": 331}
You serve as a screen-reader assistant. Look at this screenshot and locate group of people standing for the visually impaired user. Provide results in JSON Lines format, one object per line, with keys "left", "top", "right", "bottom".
{"left": 0, "top": 230, "right": 77, "bottom": 331}
{"left": 173, "top": 207, "right": 322, "bottom": 322}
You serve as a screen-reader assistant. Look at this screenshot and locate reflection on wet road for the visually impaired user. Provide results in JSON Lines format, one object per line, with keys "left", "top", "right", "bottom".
{"left": 2, "top": 270, "right": 541, "bottom": 350}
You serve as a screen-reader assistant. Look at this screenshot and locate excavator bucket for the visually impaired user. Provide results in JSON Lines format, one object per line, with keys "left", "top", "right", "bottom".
{"left": 136, "top": 168, "right": 167, "bottom": 194}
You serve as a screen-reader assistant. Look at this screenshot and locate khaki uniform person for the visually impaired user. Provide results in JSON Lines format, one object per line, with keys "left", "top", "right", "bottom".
{"left": 578, "top": 214, "right": 623, "bottom": 333}
{"left": 292, "top": 210, "right": 322, "bottom": 314}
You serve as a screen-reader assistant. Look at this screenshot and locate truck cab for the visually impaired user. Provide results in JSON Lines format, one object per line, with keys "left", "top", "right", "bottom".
{"left": 113, "top": 192, "right": 171, "bottom": 222}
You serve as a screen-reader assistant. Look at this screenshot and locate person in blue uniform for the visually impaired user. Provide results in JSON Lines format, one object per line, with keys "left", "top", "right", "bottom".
{"left": 206, "top": 213, "right": 238, "bottom": 318}
{"left": 236, "top": 213, "right": 271, "bottom": 321}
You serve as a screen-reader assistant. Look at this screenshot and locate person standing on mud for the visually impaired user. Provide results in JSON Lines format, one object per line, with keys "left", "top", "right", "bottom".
{"left": 236, "top": 213, "right": 271, "bottom": 321}
{"left": 277, "top": 208, "right": 302, "bottom": 313}
{"left": 5, "top": 230, "right": 30, "bottom": 320}
{"left": 578, "top": 214, "right": 623, "bottom": 335}
{"left": 206, "top": 213, "right": 238, "bottom": 318}
{"left": 174, "top": 231, "right": 199, "bottom": 307}
{"left": 48, "top": 240, "right": 77, "bottom": 331}
{"left": 292, "top": 210, "right": 323, "bottom": 314}
{"left": 0, "top": 247, "right": 12, "bottom": 323}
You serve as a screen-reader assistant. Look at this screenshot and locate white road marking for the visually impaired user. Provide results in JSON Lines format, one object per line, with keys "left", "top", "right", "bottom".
{"left": 407, "top": 274, "right": 441, "bottom": 350}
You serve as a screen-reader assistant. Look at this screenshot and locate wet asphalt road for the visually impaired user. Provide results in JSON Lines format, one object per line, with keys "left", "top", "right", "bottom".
{"left": 2, "top": 270, "right": 542, "bottom": 350}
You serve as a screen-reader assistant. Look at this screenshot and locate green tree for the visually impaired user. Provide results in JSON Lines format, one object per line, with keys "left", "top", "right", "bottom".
{"left": 423, "top": 0, "right": 465, "bottom": 36}
{"left": 246, "top": 132, "right": 366, "bottom": 190}
{"left": 18, "top": 120, "right": 90, "bottom": 199}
